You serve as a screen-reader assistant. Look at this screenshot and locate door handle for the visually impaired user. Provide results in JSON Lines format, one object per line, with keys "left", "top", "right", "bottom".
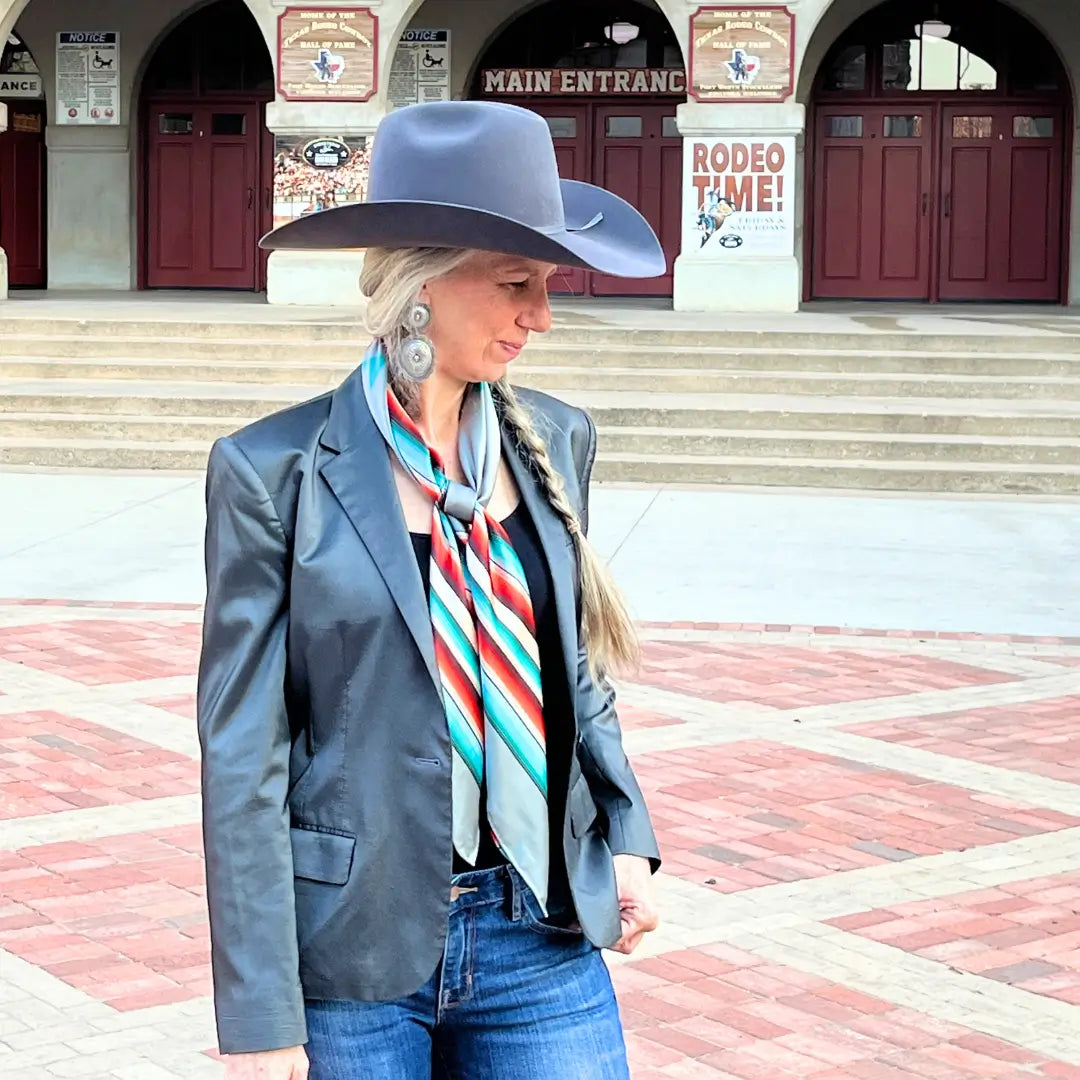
{"left": 264, "top": 187, "right": 271, "bottom": 211}
{"left": 247, "top": 187, "right": 254, "bottom": 210}
{"left": 921, "top": 193, "right": 929, "bottom": 216}
{"left": 943, "top": 193, "right": 951, "bottom": 218}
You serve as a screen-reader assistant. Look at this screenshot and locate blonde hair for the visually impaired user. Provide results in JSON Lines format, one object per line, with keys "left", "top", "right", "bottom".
{"left": 359, "top": 246, "right": 639, "bottom": 677}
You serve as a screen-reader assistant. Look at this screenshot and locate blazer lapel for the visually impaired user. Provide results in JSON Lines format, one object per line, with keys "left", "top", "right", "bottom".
{"left": 319, "top": 369, "right": 441, "bottom": 693}
{"left": 501, "top": 427, "right": 580, "bottom": 713}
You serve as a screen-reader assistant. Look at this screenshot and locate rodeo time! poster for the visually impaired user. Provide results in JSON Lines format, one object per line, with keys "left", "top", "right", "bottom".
{"left": 683, "top": 137, "right": 795, "bottom": 256}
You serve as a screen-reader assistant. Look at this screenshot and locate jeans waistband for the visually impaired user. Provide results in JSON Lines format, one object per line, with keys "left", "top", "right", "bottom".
{"left": 449, "top": 863, "right": 542, "bottom": 910}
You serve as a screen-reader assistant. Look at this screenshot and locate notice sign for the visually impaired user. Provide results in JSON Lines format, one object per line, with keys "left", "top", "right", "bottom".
{"left": 689, "top": 7, "right": 794, "bottom": 102}
{"left": 277, "top": 7, "right": 377, "bottom": 102}
{"left": 684, "top": 137, "right": 794, "bottom": 256}
{"left": 56, "top": 32, "right": 119, "bottom": 125}
{"left": 389, "top": 30, "right": 450, "bottom": 109}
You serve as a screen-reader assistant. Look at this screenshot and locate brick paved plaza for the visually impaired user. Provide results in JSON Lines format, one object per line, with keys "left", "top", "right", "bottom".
{"left": 0, "top": 599, "right": 1078, "bottom": 1078}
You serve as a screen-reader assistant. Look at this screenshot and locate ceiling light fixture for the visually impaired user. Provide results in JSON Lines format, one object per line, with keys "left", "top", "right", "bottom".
{"left": 605, "top": 21, "right": 640, "bottom": 45}
{"left": 916, "top": 19, "right": 952, "bottom": 38}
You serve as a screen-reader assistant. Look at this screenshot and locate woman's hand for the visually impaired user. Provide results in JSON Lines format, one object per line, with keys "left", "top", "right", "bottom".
{"left": 609, "top": 853, "right": 660, "bottom": 955}
{"left": 224, "top": 1046, "right": 309, "bottom": 1079}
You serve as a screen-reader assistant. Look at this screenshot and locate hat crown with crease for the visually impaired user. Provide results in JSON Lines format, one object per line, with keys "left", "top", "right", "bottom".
{"left": 366, "top": 101, "right": 566, "bottom": 231}
{"left": 259, "top": 99, "right": 666, "bottom": 278}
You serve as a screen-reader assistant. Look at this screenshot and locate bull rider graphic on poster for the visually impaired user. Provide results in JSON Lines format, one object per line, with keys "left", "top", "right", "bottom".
{"left": 684, "top": 136, "right": 796, "bottom": 256}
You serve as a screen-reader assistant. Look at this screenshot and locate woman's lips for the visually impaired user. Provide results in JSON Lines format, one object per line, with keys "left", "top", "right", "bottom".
{"left": 498, "top": 340, "right": 525, "bottom": 359}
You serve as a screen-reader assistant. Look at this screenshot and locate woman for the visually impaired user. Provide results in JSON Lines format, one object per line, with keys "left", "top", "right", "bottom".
{"left": 197, "top": 100, "right": 663, "bottom": 1080}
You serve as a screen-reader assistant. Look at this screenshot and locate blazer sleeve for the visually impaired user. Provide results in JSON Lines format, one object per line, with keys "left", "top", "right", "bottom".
{"left": 196, "top": 436, "right": 307, "bottom": 1055}
{"left": 572, "top": 411, "right": 662, "bottom": 870}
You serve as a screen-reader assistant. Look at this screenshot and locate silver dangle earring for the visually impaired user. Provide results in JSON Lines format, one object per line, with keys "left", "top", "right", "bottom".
{"left": 397, "top": 301, "right": 435, "bottom": 381}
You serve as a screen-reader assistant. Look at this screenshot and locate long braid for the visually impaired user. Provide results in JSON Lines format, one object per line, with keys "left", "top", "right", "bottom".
{"left": 495, "top": 379, "right": 639, "bottom": 678}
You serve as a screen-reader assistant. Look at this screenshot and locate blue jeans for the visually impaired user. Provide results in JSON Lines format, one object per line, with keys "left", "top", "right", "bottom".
{"left": 305, "top": 865, "right": 630, "bottom": 1079}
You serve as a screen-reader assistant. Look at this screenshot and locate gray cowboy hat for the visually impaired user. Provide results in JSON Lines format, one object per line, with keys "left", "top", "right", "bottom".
{"left": 259, "top": 100, "right": 666, "bottom": 278}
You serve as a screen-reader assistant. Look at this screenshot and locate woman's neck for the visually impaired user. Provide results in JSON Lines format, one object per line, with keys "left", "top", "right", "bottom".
{"left": 415, "top": 369, "right": 469, "bottom": 448}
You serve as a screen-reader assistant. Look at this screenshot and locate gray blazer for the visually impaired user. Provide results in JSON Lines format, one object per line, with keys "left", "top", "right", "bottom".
{"left": 196, "top": 366, "right": 660, "bottom": 1056}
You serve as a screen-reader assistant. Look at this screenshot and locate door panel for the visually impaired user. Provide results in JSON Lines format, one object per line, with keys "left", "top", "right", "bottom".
{"left": 820, "top": 146, "right": 864, "bottom": 280}
{"left": 944, "top": 146, "right": 992, "bottom": 282}
{"left": 938, "top": 105, "right": 1061, "bottom": 300}
{"left": 208, "top": 142, "right": 253, "bottom": 274}
{"left": 880, "top": 145, "right": 925, "bottom": 280}
{"left": 0, "top": 107, "right": 46, "bottom": 287}
{"left": 812, "top": 106, "right": 933, "bottom": 299}
{"left": 1010, "top": 146, "right": 1052, "bottom": 281}
{"left": 530, "top": 107, "right": 589, "bottom": 295}
{"left": 590, "top": 104, "right": 678, "bottom": 297}
{"left": 147, "top": 102, "right": 260, "bottom": 288}
{"left": 153, "top": 143, "right": 196, "bottom": 271}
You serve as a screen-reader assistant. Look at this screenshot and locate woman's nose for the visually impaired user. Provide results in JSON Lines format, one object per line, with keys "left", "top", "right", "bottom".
{"left": 520, "top": 286, "right": 552, "bottom": 334}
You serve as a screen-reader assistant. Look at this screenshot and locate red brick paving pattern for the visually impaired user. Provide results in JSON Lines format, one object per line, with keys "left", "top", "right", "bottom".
{"left": 845, "top": 697, "right": 1080, "bottom": 784}
{"left": 615, "top": 946, "right": 1075, "bottom": 1079}
{"left": 0, "top": 825, "right": 210, "bottom": 1011}
{"left": 636, "top": 641, "right": 1017, "bottom": 709}
{"left": 631, "top": 740, "right": 1080, "bottom": 892}
{"left": 0, "top": 709, "right": 199, "bottom": 818}
{"left": 0, "top": 619, "right": 202, "bottom": 684}
{"left": 829, "top": 872, "right": 1080, "bottom": 1007}
{"left": 2, "top": 603, "right": 1080, "bottom": 1077}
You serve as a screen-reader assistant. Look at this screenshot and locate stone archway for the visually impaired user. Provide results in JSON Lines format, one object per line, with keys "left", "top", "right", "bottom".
{"left": 803, "top": 0, "right": 1072, "bottom": 303}
{"left": 138, "top": 0, "right": 275, "bottom": 289}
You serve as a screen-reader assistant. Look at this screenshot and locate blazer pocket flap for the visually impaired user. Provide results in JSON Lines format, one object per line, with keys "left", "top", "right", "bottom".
{"left": 569, "top": 775, "right": 599, "bottom": 839}
{"left": 290, "top": 826, "right": 355, "bottom": 885}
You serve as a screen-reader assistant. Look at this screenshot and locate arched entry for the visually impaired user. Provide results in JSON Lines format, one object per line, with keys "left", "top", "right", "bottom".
{"left": 140, "top": 0, "right": 274, "bottom": 289}
{"left": 809, "top": 0, "right": 1069, "bottom": 302}
{"left": 471, "top": 0, "right": 685, "bottom": 297}
{"left": 0, "top": 30, "right": 46, "bottom": 287}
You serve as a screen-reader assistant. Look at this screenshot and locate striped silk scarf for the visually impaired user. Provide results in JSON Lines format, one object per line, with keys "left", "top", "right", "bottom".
{"left": 362, "top": 346, "right": 550, "bottom": 911}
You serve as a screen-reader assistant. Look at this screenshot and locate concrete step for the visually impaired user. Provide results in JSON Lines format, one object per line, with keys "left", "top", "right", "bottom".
{"left": 3, "top": 436, "right": 1079, "bottom": 493}
{"left": 3, "top": 356, "right": 1080, "bottom": 398}
{"left": 3, "top": 413, "right": 1080, "bottom": 465}
{"left": 5, "top": 338, "right": 1080, "bottom": 375}
{"left": 4, "top": 317, "right": 1080, "bottom": 353}
{"left": 593, "top": 454, "right": 1080, "bottom": 494}
{"left": 4, "top": 387, "right": 1080, "bottom": 436}
{"left": 598, "top": 428, "right": 1080, "bottom": 465}
{"left": 515, "top": 368, "right": 1080, "bottom": 400}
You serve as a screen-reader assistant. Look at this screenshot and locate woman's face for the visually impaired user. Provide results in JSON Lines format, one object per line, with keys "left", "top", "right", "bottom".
{"left": 420, "top": 252, "right": 558, "bottom": 384}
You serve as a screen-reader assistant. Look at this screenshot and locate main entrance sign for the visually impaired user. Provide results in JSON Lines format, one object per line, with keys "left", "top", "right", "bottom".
{"left": 689, "top": 7, "right": 794, "bottom": 102}
{"left": 277, "top": 7, "right": 377, "bottom": 102}
{"left": 481, "top": 68, "right": 686, "bottom": 95}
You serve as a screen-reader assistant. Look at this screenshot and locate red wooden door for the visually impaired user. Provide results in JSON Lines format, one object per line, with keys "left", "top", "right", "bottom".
{"left": 0, "top": 105, "right": 46, "bottom": 287}
{"left": 590, "top": 104, "right": 678, "bottom": 296}
{"left": 529, "top": 106, "right": 590, "bottom": 295}
{"left": 939, "top": 105, "right": 1063, "bottom": 301}
{"left": 147, "top": 102, "right": 260, "bottom": 288}
{"left": 812, "top": 106, "right": 934, "bottom": 299}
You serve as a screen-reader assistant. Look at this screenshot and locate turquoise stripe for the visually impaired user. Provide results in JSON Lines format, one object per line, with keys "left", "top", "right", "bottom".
{"left": 431, "top": 590, "right": 480, "bottom": 683}
{"left": 466, "top": 567, "right": 541, "bottom": 690}
{"left": 479, "top": 671, "right": 547, "bottom": 795}
{"left": 489, "top": 532, "right": 529, "bottom": 593}
{"left": 444, "top": 692, "right": 483, "bottom": 783}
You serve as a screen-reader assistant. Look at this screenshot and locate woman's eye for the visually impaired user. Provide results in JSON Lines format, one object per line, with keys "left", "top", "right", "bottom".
{"left": 505, "top": 280, "right": 529, "bottom": 290}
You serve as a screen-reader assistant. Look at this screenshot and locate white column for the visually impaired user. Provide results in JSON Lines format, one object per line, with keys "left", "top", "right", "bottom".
{"left": 673, "top": 101, "right": 805, "bottom": 313}
{"left": 264, "top": 99, "right": 385, "bottom": 306}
